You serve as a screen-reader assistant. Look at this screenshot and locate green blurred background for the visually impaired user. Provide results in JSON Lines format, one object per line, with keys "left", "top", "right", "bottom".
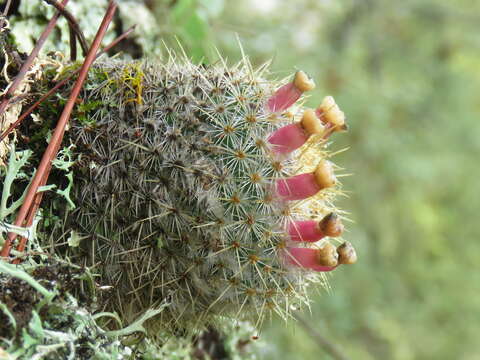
{"left": 8, "top": 0, "right": 480, "bottom": 358}
{"left": 155, "top": 0, "right": 480, "bottom": 359}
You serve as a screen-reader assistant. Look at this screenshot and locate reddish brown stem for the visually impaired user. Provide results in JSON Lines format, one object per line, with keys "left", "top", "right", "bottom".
{"left": 1, "top": 0, "right": 12, "bottom": 16}
{"left": 69, "top": 26, "right": 77, "bottom": 61}
{"left": 0, "top": 0, "right": 12, "bottom": 29}
{"left": 295, "top": 314, "right": 351, "bottom": 360}
{"left": 43, "top": 0, "right": 89, "bottom": 57}
{"left": 102, "top": 24, "right": 137, "bottom": 54}
{"left": 0, "top": 24, "right": 136, "bottom": 143}
{"left": 11, "top": 171, "right": 49, "bottom": 264}
{"left": 0, "top": 0, "right": 69, "bottom": 116}
{"left": 1, "top": 1, "right": 118, "bottom": 260}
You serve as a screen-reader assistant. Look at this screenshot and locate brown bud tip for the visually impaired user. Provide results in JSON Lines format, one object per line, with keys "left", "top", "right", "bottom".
{"left": 294, "top": 71, "right": 316, "bottom": 92}
{"left": 317, "top": 243, "right": 338, "bottom": 267}
{"left": 337, "top": 242, "right": 357, "bottom": 265}
{"left": 319, "top": 213, "right": 344, "bottom": 237}
{"left": 301, "top": 109, "right": 325, "bottom": 136}
{"left": 314, "top": 160, "right": 336, "bottom": 190}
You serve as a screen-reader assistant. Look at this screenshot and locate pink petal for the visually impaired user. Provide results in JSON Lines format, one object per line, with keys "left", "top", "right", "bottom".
{"left": 267, "top": 82, "right": 302, "bottom": 113}
{"left": 276, "top": 173, "right": 321, "bottom": 201}
{"left": 288, "top": 220, "right": 324, "bottom": 242}
{"left": 285, "top": 248, "right": 337, "bottom": 272}
{"left": 268, "top": 123, "right": 308, "bottom": 154}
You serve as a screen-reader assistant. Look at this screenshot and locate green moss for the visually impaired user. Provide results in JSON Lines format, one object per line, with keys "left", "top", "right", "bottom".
{"left": 76, "top": 100, "right": 104, "bottom": 126}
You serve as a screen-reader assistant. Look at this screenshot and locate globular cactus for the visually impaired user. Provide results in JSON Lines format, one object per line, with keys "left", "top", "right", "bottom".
{"left": 40, "top": 53, "right": 356, "bottom": 332}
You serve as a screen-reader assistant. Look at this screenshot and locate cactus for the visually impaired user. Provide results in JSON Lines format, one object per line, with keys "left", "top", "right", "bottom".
{"left": 25, "top": 52, "right": 357, "bottom": 334}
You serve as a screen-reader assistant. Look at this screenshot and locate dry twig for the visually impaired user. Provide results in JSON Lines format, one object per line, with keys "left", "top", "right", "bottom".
{"left": 1, "top": 1, "right": 119, "bottom": 260}
{"left": 0, "top": 24, "right": 136, "bottom": 143}
{"left": 0, "top": 0, "right": 69, "bottom": 116}
{"left": 42, "top": 0, "right": 90, "bottom": 58}
{"left": 0, "top": 0, "right": 13, "bottom": 28}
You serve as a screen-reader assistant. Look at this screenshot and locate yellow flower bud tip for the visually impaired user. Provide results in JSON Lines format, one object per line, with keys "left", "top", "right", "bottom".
{"left": 319, "top": 212, "right": 344, "bottom": 237}
{"left": 317, "top": 242, "right": 339, "bottom": 267}
{"left": 317, "top": 96, "right": 346, "bottom": 127}
{"left": 293, "top": 70, "right": 316, "bottom": 92}
{"left": 327, "top": 109, "right": 346, "bottom": 127}
{"left": 321, "top": 95, "right": 336, "bottom": 108}
{"left": 301, "top": 109, "right": 325, "bottom": 136}
{"left": 337, "top": 242, "right": 357, "bottom": 265}
{"left": 314, "top": 160, "right": 336, "bottom": 190}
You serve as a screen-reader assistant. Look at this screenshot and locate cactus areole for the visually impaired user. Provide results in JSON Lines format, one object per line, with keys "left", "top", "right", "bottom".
{"left": 22, "top": 56, "right": 357, "bottom": 332}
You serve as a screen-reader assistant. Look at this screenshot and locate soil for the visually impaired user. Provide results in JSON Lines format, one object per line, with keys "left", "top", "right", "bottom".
{"left": 0, "top": 274, "right": 37, "bottom": 338}
{"left": 0, "top": 261, "right": 85, "bottom": 339}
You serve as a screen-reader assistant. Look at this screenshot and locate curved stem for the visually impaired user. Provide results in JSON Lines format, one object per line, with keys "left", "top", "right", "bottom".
{"left": 43, "top": 0, "right": 90, "bottom": 56}
{"left": 295, "top": 313, "right": 351, "bottom": 360}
